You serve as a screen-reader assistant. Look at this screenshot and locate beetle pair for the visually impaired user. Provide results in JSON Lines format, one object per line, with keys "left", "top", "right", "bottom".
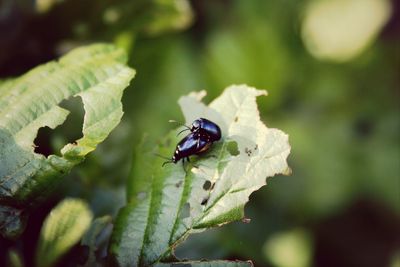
{"left": 162, "top": 118, "right": 221, "bottom": 166}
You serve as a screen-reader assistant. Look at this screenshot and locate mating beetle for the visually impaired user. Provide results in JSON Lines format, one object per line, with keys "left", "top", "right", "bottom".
{"left": 190, "top": 118, "right": 221, "bottom": 142}
{"left": 162, "top": 132, "right": 212, "bottom": 166}
{"left": 177, "top": 118, "right": 222, "bottom": 142}
{"left": 162, "top": 118, "right": 222, "bottom": 166}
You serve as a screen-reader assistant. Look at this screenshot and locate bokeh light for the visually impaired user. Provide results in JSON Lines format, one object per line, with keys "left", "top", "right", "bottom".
{"left": 301, "top": 0, "right": 392, "bottom": 62}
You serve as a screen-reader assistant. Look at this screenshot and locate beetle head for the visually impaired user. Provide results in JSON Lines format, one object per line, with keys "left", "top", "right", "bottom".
{"left": 191, "top": 119, "right": 201, "bottom": 131}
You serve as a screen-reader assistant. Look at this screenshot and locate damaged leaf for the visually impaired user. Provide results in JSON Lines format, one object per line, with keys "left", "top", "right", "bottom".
{"left": 109, "top": 85, "right": 291, "bottom": 266}
{"left": 0, "top": 44, "right": 135, "bottom": 238}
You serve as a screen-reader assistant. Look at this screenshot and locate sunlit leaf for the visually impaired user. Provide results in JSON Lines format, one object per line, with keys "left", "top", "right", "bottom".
{"left": 35, "top": 198, "right": 93, "bottom": 267}
{"left": 0, "top": 44, "right": 135, "bottom": 238}
{"left": 109, "top": 85, "right": 291, "bottom": 266}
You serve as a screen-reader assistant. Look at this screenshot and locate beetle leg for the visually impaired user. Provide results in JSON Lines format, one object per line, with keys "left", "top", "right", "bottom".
{"left": 186, "top": 157, "right": 199, "bottom": 170}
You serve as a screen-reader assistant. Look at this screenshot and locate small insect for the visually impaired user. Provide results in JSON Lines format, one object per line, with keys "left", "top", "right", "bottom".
{"left": 162, "top": 132, "right": 212, "bottom": 166}
{"left": 162, "top": 118, "right": 222, "bottom": 167}
{"left": 175, "top": 118, "right": 222, "bottom": 142}
{"left": 190, "top": 118, "right": 222, "bottom": 142}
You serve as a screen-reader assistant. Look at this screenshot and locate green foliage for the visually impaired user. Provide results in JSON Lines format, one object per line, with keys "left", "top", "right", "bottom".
{"left": 35, "top": 198, "right": 93, "bottom": 267}
{"left": 43, "top": 0, "right": 193, "bottom": 41}
{"left": 1, "top": 0, "right": 397, "bottom": 266}
{"left": 142, "top": 0, "right": 194, "bottom": 36}
{"left": 109, "top": 85, "right": 291, "bottom": 266}
{"left": 0, "top": 44, "right": 135, "bottom": 238}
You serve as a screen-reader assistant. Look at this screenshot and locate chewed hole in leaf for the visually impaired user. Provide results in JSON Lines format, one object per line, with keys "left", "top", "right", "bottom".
{"left": 33, "top": 96, "right": 84, "bottom": 157}
{"left": 201, "top": 197, "right": 209, "bottom": 206}
{"left": 203, "top": 180, "right": 212, "bottom": 190}
{"left": 57, "top": 96, "right": 85, "bottom": 143}
{"left": 0, "top": 44, "right": 135, "bottom": 240}
{"left": 180, "top": 203, "right": 190, "bottom": 219}
{"left": 34, "top": 126, "right": 54, "bottom": 157}
{"left": 226, "top": 140, "right": 239, "bottom": 156}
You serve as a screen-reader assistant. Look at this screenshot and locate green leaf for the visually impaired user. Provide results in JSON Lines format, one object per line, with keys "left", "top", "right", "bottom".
{"left": 109, "top": 85, "right": 291, "bottom": 266}
{"left": 0, "top": 44, "right": 135, "bottom": 238}
{"left": 35, "top": 198, "right": 93, "bottom": 267}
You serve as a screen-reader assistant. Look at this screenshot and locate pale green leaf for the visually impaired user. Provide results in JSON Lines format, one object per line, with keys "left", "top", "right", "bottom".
{"left": 109, "top": 85, "right": 291, "bottom": 266}
{"left": 35, "top": 198, "right": 93, "bottom": 267}
{"left": 0, "top": 44, "right": 135, "bottom": 238}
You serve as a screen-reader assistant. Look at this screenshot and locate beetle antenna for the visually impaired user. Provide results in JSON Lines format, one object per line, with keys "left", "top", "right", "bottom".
{"left": 177, "top": 128, "right": 190, "bottom": 136}
{"left": 169, "top": 120, "right": 190, "bottom": 130}
{"left": 162, "top": 160, "right": 173, "bottom": 167}
{"left": 154, "top": 153, "right": 174, "bottom": 167}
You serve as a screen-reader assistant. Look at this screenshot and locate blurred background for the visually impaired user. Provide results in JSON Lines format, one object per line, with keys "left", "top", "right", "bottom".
{"left": 0, "top": 0, "right": 399, "bottom": 266}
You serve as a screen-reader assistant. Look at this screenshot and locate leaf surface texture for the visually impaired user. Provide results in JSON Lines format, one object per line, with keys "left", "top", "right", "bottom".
{"left": 0, "top": 44, "right": 135, "bottom": 238}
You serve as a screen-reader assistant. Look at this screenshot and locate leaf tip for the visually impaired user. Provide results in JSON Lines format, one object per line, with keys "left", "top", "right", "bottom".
{"left": 226, "top": 84, "right": 268, "bottom": 96}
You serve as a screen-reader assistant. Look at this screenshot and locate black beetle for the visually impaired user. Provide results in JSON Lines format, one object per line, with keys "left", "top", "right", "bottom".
{"left": 162, "top": 132, "right": 212, "bottom": 166}
{"left": 175, "top": 118, "right": 222, "bottom": 142}
{"left": 190, "top": 118, "right": 222, "bottom": 142}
